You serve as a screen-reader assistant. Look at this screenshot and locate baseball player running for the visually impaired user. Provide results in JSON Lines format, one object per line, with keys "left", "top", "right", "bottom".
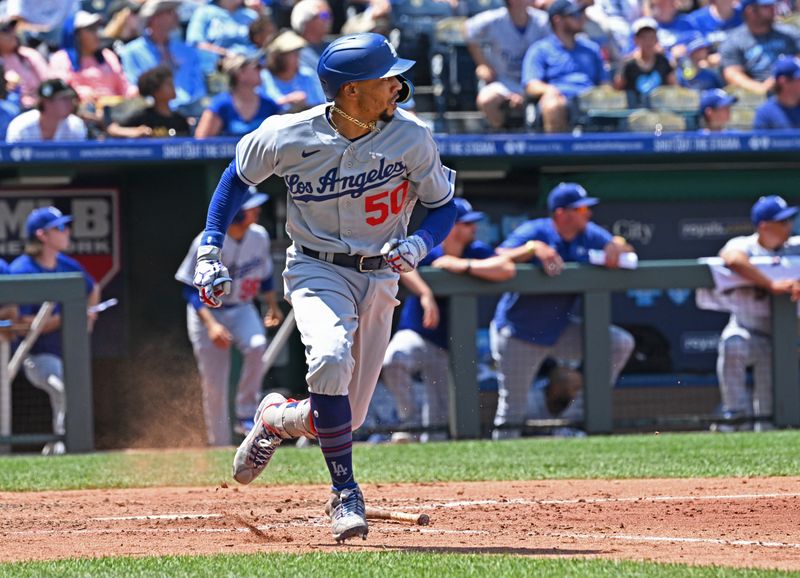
{"left": 10, "top": 207, "right": 100, "bottom": 455}
{"left": 176, "top": 189, "right": 283, "bottom": 447}
{"left": 192, "top": 32, "right": 456, "bottom": 542}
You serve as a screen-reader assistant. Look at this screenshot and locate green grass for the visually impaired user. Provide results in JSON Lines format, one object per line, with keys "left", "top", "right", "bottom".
{"left": 0, "top": 430, "right": 799, "bottom": 492}
{"left": 0, "top": 553, "right": 796, "bottom": 578}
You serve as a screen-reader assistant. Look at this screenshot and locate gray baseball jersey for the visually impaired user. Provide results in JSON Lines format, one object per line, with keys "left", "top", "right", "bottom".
{"left": 464, "top": 6, "right": 550, "bottom": 91}
{"left": 718, "top": 233, "right": 800, "bottom": 333}
{"left": 177, "top": 224, "right": 273, "bottom": 306}
{"left": 234, "top": 104, "right": 455, "bottom": 256}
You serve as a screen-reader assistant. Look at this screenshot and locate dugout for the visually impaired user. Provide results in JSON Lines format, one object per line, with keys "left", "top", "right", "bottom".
{"left": 0, "top": 131, "right": 798, "bottom": 447}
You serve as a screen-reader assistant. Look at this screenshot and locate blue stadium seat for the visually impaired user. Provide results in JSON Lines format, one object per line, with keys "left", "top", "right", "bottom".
{"left": 392, "top": 0, "right": 456, "bottom": 84}
{"left": 430, "top": 18, "right": 478, "bottom": 115}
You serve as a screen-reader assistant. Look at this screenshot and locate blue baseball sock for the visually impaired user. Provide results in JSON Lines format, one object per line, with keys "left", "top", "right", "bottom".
{"left": 310, "top": 393, "right": 356, "bottom": 491}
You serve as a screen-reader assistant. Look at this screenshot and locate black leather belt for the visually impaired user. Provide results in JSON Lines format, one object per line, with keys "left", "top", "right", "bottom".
{"left": 298, "top": 245, "right": 387, "bottom": 272}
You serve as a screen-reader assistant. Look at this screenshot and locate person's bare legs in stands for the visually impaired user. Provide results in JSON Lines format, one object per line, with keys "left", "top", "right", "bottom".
{"left": 539, "top": 88, "right": 569, "bottom": 133}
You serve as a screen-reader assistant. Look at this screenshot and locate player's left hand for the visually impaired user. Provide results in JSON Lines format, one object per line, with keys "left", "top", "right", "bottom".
{"left": 193, "top": 245, "right": 232, "bottom": 308}
{"left": 381, "top": 235, "right": 428, "bottom": 273}
{"left": 264, "top": 307, "right": 285, "bottom": 329}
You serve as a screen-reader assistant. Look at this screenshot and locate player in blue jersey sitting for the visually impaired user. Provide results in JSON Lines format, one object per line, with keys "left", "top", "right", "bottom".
{"left": 10, "top": 207, "right": 100, "bottom": 455}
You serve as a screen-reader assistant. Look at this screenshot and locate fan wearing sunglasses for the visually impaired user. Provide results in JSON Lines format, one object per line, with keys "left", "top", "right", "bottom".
{"left": 489, "top": 182, "right": 636, "bottom": 438}
{"left": 9, "top": 206, "right": 101, "bottom": 455}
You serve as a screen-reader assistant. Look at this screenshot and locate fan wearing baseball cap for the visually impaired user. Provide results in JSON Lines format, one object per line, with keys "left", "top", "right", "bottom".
{"left": 5, "top": 79, "right": 87, "bottom": 142}
{"left": 753, "top": 56, "right": 800, "bottom": 129}
{"left": 9, "top": 206, "right": 101, "bottom": 455}
{"left": 490, "top": 182, "right": 636, "bottom": 437}
{"left": 713, "top": 195, "right": 800, "bottom": 432}
{"left": 699, "top": 88, "right": 738, "bottom": 131}
{"left": 381, "top": 198, "right": 515, "bottom": 441}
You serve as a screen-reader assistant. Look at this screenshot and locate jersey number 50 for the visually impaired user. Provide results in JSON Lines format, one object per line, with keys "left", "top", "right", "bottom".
{"left": 364, "top": 181, "right": 409, "bottom": 226}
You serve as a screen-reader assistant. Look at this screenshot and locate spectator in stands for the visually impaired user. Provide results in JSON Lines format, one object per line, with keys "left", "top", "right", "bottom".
{"left": 463, "top": 0, "right": 550, "bottom": 130}
{"left": 676, "top": 35, "right": 725, "bottom": 90}
{"left": 108, "top": 65, "right": 191, "bottom": 137}
{"left": 0, "top": 16, "right": 53, "bottom": 110}
{"left": 248, "top": 13, "right": 277, "bottom": 50}
{"left": 10, "top": 206, "right": 100, "bottom": 455}
{"left": 186, "top": 0, "right": 259, "bottom": 76}
{"left": 5, "top": 0, "right": 78, "bottom": 51}
{"left": 382, "top": 199, "right": 516, "bottom": 441}
{"left": 0, "top": 64, "right": 21, "bottom": 140}
{"left": 711, "top": 195, "right": 800, "bottom": 432}
{"left": 719, "top": 0, "right": 799, "bottom": 95}
{"left": 340, "top": 0, "right": 392, "bottom": 36}
{"left": 522, "top": 0, "right": 608, "bottom": 133}
{"left": 119, "top": 0, "right": 207, "bottom": 117}
{"left": 260, "top": 30, "right": 325, "bottom": 112}
{"left": 6, "top": 78, "right": 87, "bottom": 142}
{"left": 688, "top": 0, "right": 743, "bottom": 42}
{"left": 490, "top": 182, "right": 635, "bottom": 438}
{"left": 585, "top": 0, "right": 641, "bottom": 64}
{"left": 194, "top": 51, "right": 280, "bottom": 137}
{"left": 645, "top": 0, "right": 696, "bottom": 57}
{"left": 753, "top": 56, "right": 800, "bottom": 128}
{"left": 290, "top": 0, "right": 333, "bottom": 72}
{"left": 699, "top": 87, "right": 737, "bottom": 130}
{"left": 103, "top": 0, "right": 145, "bottom": 49}
{"left": 614, "top": 17, "right": 676, "bottom": 104}
{"left": 50, "top": 11, "right": 136, "bottom": 122}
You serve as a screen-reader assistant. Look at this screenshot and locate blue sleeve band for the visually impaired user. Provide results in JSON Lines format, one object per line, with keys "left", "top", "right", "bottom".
{"left": 413, "top": 199, "right": 457, "bottom": 251}
{"left": 182, "top": 284, "right": 203, "bottom": 310}
{"left": 202, "top": 159, "right": 251, "bottom": 247}
{"left": 260, "top": 277, "right": 274, "bottom": 292}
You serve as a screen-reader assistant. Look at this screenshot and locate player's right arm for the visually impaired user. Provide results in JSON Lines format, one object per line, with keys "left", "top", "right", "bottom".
{"left": 399, "top": 270, "right": 439, "bottom": 329}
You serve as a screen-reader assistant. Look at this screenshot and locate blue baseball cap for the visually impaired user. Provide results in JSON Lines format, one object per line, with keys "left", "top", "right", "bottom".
{"left": 26, "top": 206, "right": 72, "bottom": 238}
{"left": 687, "top": 35, "right": 712, "bottom": 54}
{"left": 751, "top": 195, "right": 799, "bottom": 226}
{"left": 548, "top": 0, "right": 585, "bottom": 18}
{"left": 774, "top": 56, "right": 800, "bottom": 80}
{"left": 454, "top": 198, "right": 485, "bottom": 224}
{"left": 547, "top": 182, "right": 599, "bottom": 212}
{"left": 700, "top": 88, "right": 737, "bottom": 112}
{"left": 241, "top": 187, "right": 269, "bottom": 211}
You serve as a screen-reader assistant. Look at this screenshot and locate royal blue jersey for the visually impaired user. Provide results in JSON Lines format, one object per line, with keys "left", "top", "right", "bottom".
{"left": 207, "top": 92, "right": 281, "bottom": 136}
{"left": 753, "top": 96, "right": 800, "bottom": 129}
{"left": 9, "top": 253, "right": 95, "bottom": 356}
{"left": 397, "top": 241, "right": 495, "bottom": 349}
{"left": 493, "top": 218, "right": 612, "bottom": 345}
{"left": 0, "top": 258, "right": 8, "bottom": 274}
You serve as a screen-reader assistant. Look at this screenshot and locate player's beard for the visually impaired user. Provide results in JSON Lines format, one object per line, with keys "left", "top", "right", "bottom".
{"left": 379, "top": 108, "right": 394, "bottom": 123}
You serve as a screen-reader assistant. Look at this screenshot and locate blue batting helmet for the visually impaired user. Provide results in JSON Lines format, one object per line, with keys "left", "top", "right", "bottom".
{"left": 317, "top": 33, "right": 415, "bottom": 103}
{"left": 233, "top": 187, "right": 269, "bottom": 224}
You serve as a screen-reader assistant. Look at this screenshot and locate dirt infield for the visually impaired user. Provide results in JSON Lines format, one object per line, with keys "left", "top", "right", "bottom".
{"left": 2, "top": 477, "right": 799, "bottom": 571}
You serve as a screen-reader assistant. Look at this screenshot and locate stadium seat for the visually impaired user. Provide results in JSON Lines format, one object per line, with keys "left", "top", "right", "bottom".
{"left": 576, "top": 85, "right": 631, "bottom": 132}
{"left": 392, "top": 0, "right": 456, "bottom": 84}
{"left": 728, "top": 105, "right": 757, "bottom": 130}
{"left": 648, "top": 86, "right": 700, "bottom": 113}
{"left": 724, "top": 85, "right": 766, "bottom": 108}
{"left": 430, "top": 17, "right": 479, "bottom": 118}
{"left": 626, "top": 109, "right": 686, "bottom": 132}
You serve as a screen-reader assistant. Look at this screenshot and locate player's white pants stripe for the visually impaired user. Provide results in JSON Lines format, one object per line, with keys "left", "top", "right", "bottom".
{"left": 716, "top": 318, "right": 772, "bottom": 418}
{"left": 382, "top": 329, "right": 450, "bottom": 428}
{"left": 284, "top": 246, "right": 399, "bottom": 430}
{"left": 491, "top": 320, "right": 634, "bottom": 429}
{"left": 187, "top": 304, "right": 268, "bottom": 446}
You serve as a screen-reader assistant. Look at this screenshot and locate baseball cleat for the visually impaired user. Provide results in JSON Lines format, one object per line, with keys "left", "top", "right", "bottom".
{"left": 232, "top": 393, "right": 286, "bottom": 484}
{"left": 328, "top": 484, "right": 368, "bottom": 543}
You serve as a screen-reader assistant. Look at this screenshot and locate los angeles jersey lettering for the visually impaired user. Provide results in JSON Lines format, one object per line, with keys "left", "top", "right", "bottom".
{"left": 234, "top": 104, "right": 455, "bottom": 256}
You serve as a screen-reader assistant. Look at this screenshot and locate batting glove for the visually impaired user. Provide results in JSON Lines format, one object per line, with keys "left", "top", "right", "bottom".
{"left": 193, "top": 245, "right": 232, "bottom": 308}
{"left": 380, "top": 235, "right": 428, "bottom": 273}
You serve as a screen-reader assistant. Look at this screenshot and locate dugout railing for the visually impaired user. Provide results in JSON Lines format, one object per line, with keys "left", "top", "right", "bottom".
{"left": 419, "top": 260, "right": 800, "bottom": 439}
{"left": 0, "top": 273, "right": 93, "bottom": 452}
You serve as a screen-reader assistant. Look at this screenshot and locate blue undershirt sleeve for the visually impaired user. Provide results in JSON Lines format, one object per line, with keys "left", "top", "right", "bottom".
{"left": 202, "top": 159, "right": 251, "bottom": 248}
{"left": 182, "top": 283, "right": 204, "bottom": 310}
{"left": 412, "top": 199, "right": 457, "bottom": 252}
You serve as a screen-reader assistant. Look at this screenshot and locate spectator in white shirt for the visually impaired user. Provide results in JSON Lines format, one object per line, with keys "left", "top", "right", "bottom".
{"left": 6, "top": 78, "right": 87, "bottom": 142}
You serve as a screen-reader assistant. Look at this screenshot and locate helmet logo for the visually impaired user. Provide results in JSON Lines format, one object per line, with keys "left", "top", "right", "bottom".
{"left": 387, "top": 40, "right": 397, "bottom": 58}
